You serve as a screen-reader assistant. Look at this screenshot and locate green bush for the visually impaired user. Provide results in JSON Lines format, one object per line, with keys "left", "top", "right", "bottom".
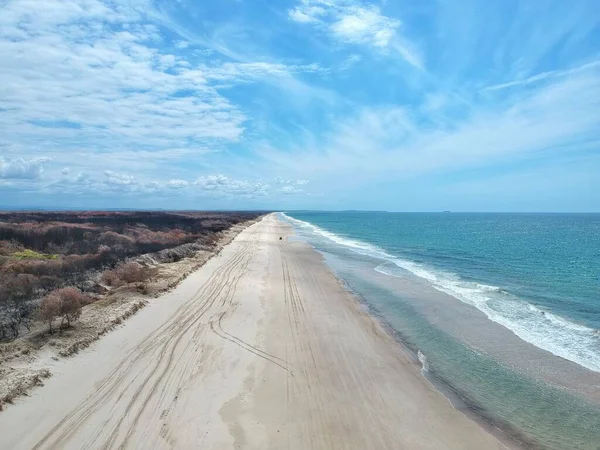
{"left": 12, "top": 249, "right": 58, "bottom": 260}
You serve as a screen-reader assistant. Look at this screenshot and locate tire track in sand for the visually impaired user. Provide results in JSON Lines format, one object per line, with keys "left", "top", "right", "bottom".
{"left": 209, "top": 311, "right": 292, "bottom": 375}
{"left": 114, "top": 240, "right": 258, "bottom": 449}
{"left": 279, "top": 241, "right": 337, "bottom": 450}
{"left": 32, "top": 235, "right": 256, "bottom": 450}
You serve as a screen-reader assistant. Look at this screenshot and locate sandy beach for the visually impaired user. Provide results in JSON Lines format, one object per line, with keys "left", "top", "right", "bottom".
{"left": 0, "top": 214, "right": 508, "bottom": 450}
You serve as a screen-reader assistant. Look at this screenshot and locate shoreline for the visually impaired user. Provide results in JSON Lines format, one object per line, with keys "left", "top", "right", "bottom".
{"left": 283, "top": 212, "right": 600, "bottom": 450}
{"left": 313, "top": 247, "right": 529, "bottom": 450}
{"left": 320, "top": 251, "right": 600, "bottom": 450}
{"left": 0, "top": 214, "right": 509, "bottom": 449}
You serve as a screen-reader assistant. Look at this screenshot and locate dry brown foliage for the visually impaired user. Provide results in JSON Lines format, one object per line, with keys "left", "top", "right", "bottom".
{"left": 101, "top": 262, "right": 156, "bottom": 287}
{"left": 37, "top": 294, "right": 61, "bottom": 334}
{"left": 0, "top": 211, "right": 262, "bottom": 341}
{"left": 37, "top": 287, "right": 89, "bottom": 333}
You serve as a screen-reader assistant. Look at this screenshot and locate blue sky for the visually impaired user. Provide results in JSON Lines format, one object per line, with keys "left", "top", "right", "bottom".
{"left": 0, "top": 0, "right": 599, "bottom": 211}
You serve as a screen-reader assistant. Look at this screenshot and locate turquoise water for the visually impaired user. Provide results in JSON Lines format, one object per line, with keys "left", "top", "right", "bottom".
{"left": 282, "top": 212, "right": 600, "bottom": 449}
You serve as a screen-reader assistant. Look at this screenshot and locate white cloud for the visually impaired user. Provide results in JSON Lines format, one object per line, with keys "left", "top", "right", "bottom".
{"left": 273, "top": 177, "right": 310, "bottom": 186}
{"left": 288, "top": 0, "right": 422, "bottom": 68}
{"left": 174, "top": 40, "right": 190, "bottom": 49}
{"left": 194, "top": 175, "right": 272, "bottom": 198}
{"left": 166, "top": 179, "right": 189, "bottom": 189}
{"left": 75, "top": 172, "right": 92, "bottom": 184}
{"left": 339, "top": 53, "right": 362, "bottom": 70}
{"left": 289, "top": 8, "right": 321, "bottom": 23}
{"left": 0, "top": 1, "right": 246, "bottom": 152}
{"left": 256, "top": 67, "right": 600, "bottom": 181}
{"left": 140, "top": 181, "right": 161, "bottom": 193}
{"left": 61, "top": 167, "right": 71, "bottom": 175}
{"left": 482, "top": 60, "right": 600, "bottom": 92}
{"left": 0, "top": 0, "right": 324, "bottom": 177}
{"left": 0, "top": 157, "right": 51, "bottom": 179}
{"left": 289, "top": 0, "right": 339, "bottom": 24}
{"left": 206, "top": 62, "right": 323, "bottom": 84}
{"left": 104, "top": 170, "right": 135, "bottom": 186}
{"left": 24, "top": 167, "right": 312, "bottom": 200}
{"left": 30, "top": 169, "right": 295, "bottom": 202}
{"left": 330, "top": 5, "right": 399, "bottom": 48}
{"left": 281, "top": 185, "right": 303, "bottom": 194}
{"left": 482, "top": 71, "right": 557, "bottom": 93}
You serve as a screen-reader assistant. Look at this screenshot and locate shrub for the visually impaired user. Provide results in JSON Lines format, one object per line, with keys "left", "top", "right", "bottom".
{"left": 13, "top": 249, "right": 57, "bottom": 260}
{"left": 117, "top": 262, "right": 152, "bottom": 284}
{"left": 54, "top": 287, "right": 88, "bottom": 327}
{"left": 0, "top": 240, "right": 23, "bottom": 256}
{"left": 38, "top": 294, "right": 61, "bottom": 334}
{"left": 101, "top": 262, "right": 156, "bottom": 287}
{"left": 100, "top": 269, "right": 123, "bottom": 287}
{"left": 98, "top": 231, "right": 134, "bottom": 253}
{"left": 97, "top": 245, "right": 110, "bottom": 254}
{"left": 38, "top": 287, "right": 88, "bottom": 333}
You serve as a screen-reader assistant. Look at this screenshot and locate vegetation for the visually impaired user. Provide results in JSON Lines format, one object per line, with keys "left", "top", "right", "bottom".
{"left": 12, "top": 250, "right": 58, "bottom": 260}
{"left": 37, "top": 287, "right": 89, "bottom": 333}
{"left": 100, "top": 262, "right": 157, "bottom": 287}
{"left": 0, "top": 211, "right": 262, "bottom": 340}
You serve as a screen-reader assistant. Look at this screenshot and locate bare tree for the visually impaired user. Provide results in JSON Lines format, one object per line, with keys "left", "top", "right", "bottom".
{"left": 0, "top": 274, "right": 35, "bottom": 339}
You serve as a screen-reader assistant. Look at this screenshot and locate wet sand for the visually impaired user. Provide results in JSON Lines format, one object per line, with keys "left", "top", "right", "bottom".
{"left": 345, "top": 257, "right": 600, "bottom": 402}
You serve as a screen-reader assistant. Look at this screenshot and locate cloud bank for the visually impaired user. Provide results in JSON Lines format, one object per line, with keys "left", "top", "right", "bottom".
{"left": 1, "top": 0, "right": 598, "bottom": 211}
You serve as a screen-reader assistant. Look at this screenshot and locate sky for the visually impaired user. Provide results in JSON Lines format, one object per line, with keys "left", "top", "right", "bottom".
{"left": 0, "top": 0, "right": 599, "bottom": 212}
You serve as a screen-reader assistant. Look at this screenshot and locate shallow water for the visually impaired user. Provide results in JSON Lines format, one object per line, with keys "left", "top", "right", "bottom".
{"left": 282, "top": 212, "right": 600, "bottom": 449}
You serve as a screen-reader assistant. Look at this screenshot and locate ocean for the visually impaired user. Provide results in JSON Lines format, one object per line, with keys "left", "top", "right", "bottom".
{"left": 281, "top": 212, "right": 600, "bottom": 450}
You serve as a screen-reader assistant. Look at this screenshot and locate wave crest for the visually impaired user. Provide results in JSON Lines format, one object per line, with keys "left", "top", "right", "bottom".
{"left": 418, "top": 350, "right": 430, "bottom": 373}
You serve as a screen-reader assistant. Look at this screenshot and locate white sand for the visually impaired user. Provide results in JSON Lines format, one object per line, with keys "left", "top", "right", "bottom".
{"left": 0, "top": 214, "right": 508, "bottom": 449}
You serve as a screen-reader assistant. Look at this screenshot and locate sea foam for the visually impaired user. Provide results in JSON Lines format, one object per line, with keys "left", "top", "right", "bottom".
{"left": 418, "top": 350, "right": 430, "bottom": 373}
{"left": 281, "top": 213, "right": 600, "bottom": 373}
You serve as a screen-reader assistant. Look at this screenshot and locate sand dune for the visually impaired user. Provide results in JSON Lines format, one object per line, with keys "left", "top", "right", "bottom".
{"left": 0, "top": 214, "right": 508, "bottom": 449}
